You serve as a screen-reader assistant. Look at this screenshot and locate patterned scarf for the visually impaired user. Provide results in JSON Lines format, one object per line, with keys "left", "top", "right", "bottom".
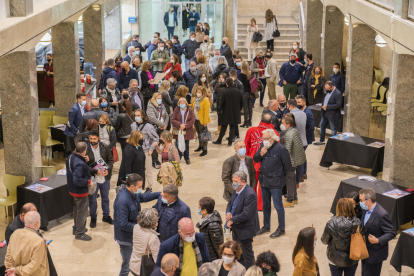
{"left": 178, "top": 237, "right": 203, "bottom": 275}
{"left": 314, "top": 74, "right": 320, "bottom": 98}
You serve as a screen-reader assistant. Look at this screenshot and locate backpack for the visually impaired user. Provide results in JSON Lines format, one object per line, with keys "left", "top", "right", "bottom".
{"left": 157, "top": 161, "right": 183, "bottom": 187}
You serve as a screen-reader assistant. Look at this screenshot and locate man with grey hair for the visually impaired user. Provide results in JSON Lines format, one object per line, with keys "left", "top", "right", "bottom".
{"left": 190, "top": 48, "right": 203, "bottom": 64}
{"left": 147, "top": 37, "right": 159, "bottom": 61}
{"left": 198, "top": 262, "right": 218, "bottom": 276}
{"left": 262, "top": 99, "right": 281, "bottom": 131}
{"left": 225, "top": 170, "right": 259, "bottom": 268}
{"left": 101, "top": 78, "right": 121, "bottom": 112}
{"left": 254, "top": 128, "right": 291, "bottom": 239}
{"left": 78, "top": 98, "right": 106, "bottom": 132}
{"left": 153, "top": 184, "right": 191, "bottom": 242}
{"left": 209, "top": 49, "right": 228, "bottom": 71}
{"left": 128, "top": 79, "right": 144, "bottom": 110}
{"left": 5, "top": 211, "right": 49, "bottom": 276}
{"left": 123, "top": 45, "right": 136, "bottom": 64}
{"left": 222, "top": 139, "right": 256, "bottom": 202}
{"left": 151, "top": 253, "right": 179, "bottom": 276}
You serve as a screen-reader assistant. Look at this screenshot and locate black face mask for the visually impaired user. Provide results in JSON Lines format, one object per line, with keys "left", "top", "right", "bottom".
{"left": 297, "top": 105, "right": 303, "bottom": 110}
{"left": 139, "top": 139, "right": 144, "bottom": 146}
{"left": 279, "top": 102, "right": 286, "bottom": 108}
{"left": 261, "top": 267, "right": 270, "bottom": 274}
{"left": 324, "top": 88, "right": 333, "bottom": 94}
{"left": 290, "top": 60, "right": 296, "bottom": 64}
{"left": 90, "top": 141, "right": 98, "bottom": 146}
{"left": 222, "top": 41, "right": 226, "bottom": 45}
{"left": 47, "top": 59, "right": 51, "bottom": 62}
{"left": 204, "top": 40, "right": 208, "bottom": 43}
{"left": 122, "top": 68, "right": 127, "bottom": 73}
{"left": 232, "top": 54, "right": 237, "bottom": 58}
{"left": 99, "top": 123, "right": 106, "bottom": 128}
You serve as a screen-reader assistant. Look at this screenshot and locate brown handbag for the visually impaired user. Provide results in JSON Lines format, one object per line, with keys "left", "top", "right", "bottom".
{"left": 349, "top": 226, "right": 369, "bottom": 260}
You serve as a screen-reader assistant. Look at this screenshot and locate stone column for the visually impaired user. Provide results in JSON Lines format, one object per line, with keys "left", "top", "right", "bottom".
{"left": 343, "top": 24, "right": 376, "bottom": 136}
{"left": 7, "top": 0, "right": 33, "bottom": 17}
{"left": 322, "top": 7, "right": 344, "bottom": 79}
{"left": 383, "top": 53, "right": 414, "bottom": 189}
{"left": 305, "top": 0, "right": 323, "bottom": 65}
{"left": 83, "top": 5, "right": 105, "bottom": 87}
{"left": 0, "top": 50, "right": 41, "bottom": 182}
{"left": 52, "top": 22, "right": 81, "bottom": 117}
{"left": 104, "top": 0, "right": 122, "bottom": 51}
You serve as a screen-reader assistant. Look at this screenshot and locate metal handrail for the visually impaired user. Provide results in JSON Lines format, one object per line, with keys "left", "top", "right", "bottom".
{"left": 299, "top": 1, "right": 306, "bottom": 50}
{"left": 233, "top": 0, "right": 238, "bottom": 49}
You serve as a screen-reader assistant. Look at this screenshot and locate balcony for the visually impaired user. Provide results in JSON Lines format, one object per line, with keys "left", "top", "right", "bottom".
{"left": 368, "top": 0, "right": 395, "bottom": 10}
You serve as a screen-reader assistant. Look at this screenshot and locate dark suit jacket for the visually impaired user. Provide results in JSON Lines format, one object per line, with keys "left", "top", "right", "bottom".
{"left": 303, "top": 106, "right": 315, "bottom": 145}
{"left": 361, "top": 203, "right": 396, "bottom": 264}
{"left": 123, "top": 54, "right": 132, "bottom": 64}
{"left": 321, "top": 87, "right": 342, "bottom": 122}
{"left": 226, "top": 185, "right": 259, "bottom": 240}
{"left": 150, "top": 268, "right": 164, "bottom": 276}
{"left": 262, "top": 108, "right": 281, "bottom": 131}
{"left": 219, "top": 87, "right": 243, "bottom": 125}
{"left": 64, "top": 103, "right": 86, "bottom": 137}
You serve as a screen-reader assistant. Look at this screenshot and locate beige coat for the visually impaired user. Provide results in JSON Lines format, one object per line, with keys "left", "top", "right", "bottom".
{"left": 200, "top": 42, "right": 215, "bottom": 59}
{"left": 266, "top": 58, "right": 279, "bottom": 83}
{"left": 246, "top": 25, "right": 259, "bottom": 49}
{"left": 5, "top": 228, "right": 49, "bottom": 276}
{"left": 212, "top": 259, "right": 246, "bottom": 276}
{"left": 130, "top": 225, "right": 160, "bottom": 275}
{"left": 195, "top": 32, "right": 205, "bottom": 43}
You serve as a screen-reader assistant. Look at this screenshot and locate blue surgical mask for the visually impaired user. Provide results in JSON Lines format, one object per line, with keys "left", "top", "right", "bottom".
{"left": 134, "top": 189, "right": 142, "bottom": 195}
{"left": 157, "top": 99, "right": 162, "bottom": 105}
{"left": 359, "top": 201, "right": 368, "bottom": 211}
{"left": 197, "top": 208, "right": 202, "bottom": 216}
{"left": 134, "top": 50, "right": 140, "bottom": 55}
{"left": 236, "top": 62, "right": 242, "bottom": 67}
{"left": 238, "top": 148, "right": 246, "bottom": 156}
{"left": 81, "top": 100, "right": 86, "bottom": 106}
{"left": 170, "top": 77, "right": 174, "bottom": 83}
{"left": 161, "top": 197, "right": 169, "bottom": 204}
{"left": 135, "top": 116, "right": 142, "bottom": 123}
{"left": 101, "top": 102, "right": 108, "bottom": 108}
{"left": 180, "top": 104, "right": 186, "bottom": 109}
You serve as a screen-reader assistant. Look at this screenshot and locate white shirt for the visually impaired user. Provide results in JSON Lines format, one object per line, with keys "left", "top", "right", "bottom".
{"left": 168, "top": 12, "right": 175, "bottom": 27}
{"left": 91, "top": 145, "right": 106, "bottom": 184}
{"left": 78, "top": 103, "right": 85, "bottom": 116}
{"left": 238, "top": 157, "right": 250, "bottom": 186}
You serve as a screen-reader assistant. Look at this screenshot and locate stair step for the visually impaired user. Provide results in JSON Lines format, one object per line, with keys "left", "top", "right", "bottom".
{"left": 237, "top": 33, "right": 300, "bottom": 38}
{"left": 237, "top": 16, "right": 298, "bottom": 24}
{"left": 237, "top": 23, "right": 299, "bottom": 29}
{"left": 237, "top": 28, "right": 299, "bottom": 35}
{"left": 237, "top": 39, "right": 298, "bottom": 47}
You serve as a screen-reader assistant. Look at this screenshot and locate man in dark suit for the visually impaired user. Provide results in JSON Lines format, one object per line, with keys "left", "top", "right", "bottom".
{"left": 64, "top": 92, "right": 87, "bottom": 155}
{"left": 151, "top": 253, "right": 179, "bottom": 276}
{"left": 225, "top": 170, "right": 260, "bottom": 268}
{"left": 314, "top": 81, "right": 342, "bottom": 145}
{"left": 213, "top": 77, "right": 243, "bottom": 146}
{"left": 220, "top": 37, "right": 235, "bottom": 67}
{"left": 296, "top": 95, "right": 314, "bottom": 180}
{"left": 262, "top": 99, "right": 281, "bottom": 131}
{"left": 359, "top": 188, "right": 396, "bottom": 276}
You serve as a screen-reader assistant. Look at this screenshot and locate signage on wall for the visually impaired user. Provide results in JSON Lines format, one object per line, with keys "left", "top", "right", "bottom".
{"left": 128, "top": 16, "right": 137, "bottom": 23}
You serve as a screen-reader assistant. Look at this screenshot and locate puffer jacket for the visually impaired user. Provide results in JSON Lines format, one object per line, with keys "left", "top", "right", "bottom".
{"left": 169, "top": 80, "right": 186, "bottom": 100}
{"left": 321, "top": 216, "right": 361, "bottom": 268}
{"left": 196, "top": 211, "right": 224, "bottom": 261}
{"left": 281, "top": 127, "right": 306, "bottom": 167}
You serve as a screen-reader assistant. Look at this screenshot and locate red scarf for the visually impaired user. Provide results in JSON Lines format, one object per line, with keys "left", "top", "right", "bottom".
{"left": 256, "top": 57, "right": 265, "bottom": 77}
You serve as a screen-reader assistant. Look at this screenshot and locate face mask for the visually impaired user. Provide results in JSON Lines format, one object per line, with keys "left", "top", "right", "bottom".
{"left": 180, "top": 104, "right": 186, "bottom": 109}
{"left": 359, "top": 201, "right": 368, "bottom": 210}
{"left": 99, "top": 123, "right": 106, "bottom": 128}
{"left": 170, "top": 59, "right": 175, "bottom": 63}
{"left": 293, "top": 45, "right": 297, "bottom": 49}
{"left": 90, "top": 141, "right": 98, "bottom": 146}
{"left": 196, "top": 93, "right": 202, "bottom": 98}
{"left": 81, "top": 100, "right": 86, "bottom": 106}
{"left": 236, "top": 62, "right": 242, "bottom": 67}
{"left": 157, "top": 99, "right": 162, "bottom": 105}
{"left": 232, "top": 54, "right": 237, "bottom": 58}
{"left": 280, "top": 124, "right": 286, "bottom": 131}
{"left": 135, "top": 117, "right": 142, "bottom": 123}
{"left": 333, "top": 68, "right": 339, "bottom": 73}
{"left": 193, "top": 9, "right": 196, "bottom": 12}
{"left": 204, "top": 40, "right": 208, "bottom": 43}
{"left": 134, "top": 50, "right": 140, "bottom": 55}
{"left": 190, "top": 37, "right": 195, "bottom": 41}
{"left": 261, "top": 267, "right": 270, "bottom": 274}
{"left": 222, "top": 41, "right": 226, "bottom": 45}
{"left": 238, "top": 148, "right": 246, "bottom": 156}
{"left": 315, "top": 70, "right": 320, "bottom": 74}
{"left": 190, "top": 67, "right": 196, "bottom": 72}
{"left": 161, "top": 197, "right": 169, "bottom": 204}
{"left": 279, "top": 102, "right": 286, "bottom": 108}
{"left": 159, "top": 47, "right": 164, "bottom": 51}
{"left": 139, "top": 139, "right": 144, "bottom": 146}
{"left": 134, "top": 189, "right": 142, "bottom": 195}
{"left": 263, "top": 140, "right": 271, "bottom": 148}
{"left": 232, "top": 182, "right": 241, "bottom": 191}
{"left": 324, "top": 88, "right": 332, "bottom": 94}
{"left": 170, "top": 77, "right": 174, "bottom": 83}
{"left": 222, "top": 256, "right": 234, "bottom": 265}
{"left": 101, "top": 102, "right": 108, "bottom": 108}
{"left": 290, "top": 60, "right": 296, "bottom": 64}
{"left": 201, "top": 77, "right": 206, "bottom": 82}
{"left": 297, "top": 105, "right": 303, "bottom": 110}
{"left": 184, "top": 234, "right": 195, "bottom": 243}
{"left": 122, "top": 68, "right": 127, "bottom": 73}
{"left": 47, "top": 59, "right": 51, "bottom": 62}
{"left": 130, "top": 86, "right": 138, "bottom": 92}
{"left": 197, "top": 208, "right": 202, "bottom": 216}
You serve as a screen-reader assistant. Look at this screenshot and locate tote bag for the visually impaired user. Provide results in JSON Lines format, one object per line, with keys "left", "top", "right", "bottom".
{"left": 140, "top": 234, "right": 155, "bottom": 276}
{"left": 349, "top": 226, "right": 369, "bottom": 260}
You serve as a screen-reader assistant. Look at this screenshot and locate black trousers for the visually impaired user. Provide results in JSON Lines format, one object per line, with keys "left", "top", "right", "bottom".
{"left": 361, "top": 260, "right": 383, "bottom": 276}
{"left": 233, "top": 231, "right": 255, "bottom": 269}
{"left": 119, "top": 137, "right": 128, "bottom": 152}
{"left": 194, "top": 120, "right": 208, "bottom": 151}
{"left": 243, "top": 93, "right": 252, "bottom": 124}
{"left": 266, "top": 39, "right": 274, "bottom": 52}
{"left": 217, "top": 124, "right": 238, "bottom": 145}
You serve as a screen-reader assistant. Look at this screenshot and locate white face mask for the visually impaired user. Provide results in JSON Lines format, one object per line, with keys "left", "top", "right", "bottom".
{"left": 196, "top": 93, "right": 202, "bottom": 98}
{"left": 184, "top": 234, "right": 195, "bottom": 243}
{"left": 159, "top": 47, "right": 164, "bottom": 51}
{"left": 201, "top": 77, "right": 206, "bottom": 82}
{"left": 292, "top": 45, "right": 297, "bottom": 49}
{"left": 333, "top": 68, "right": 339, "bottom": 73}
{"left": 280, "top": 124, "right": 287, "bottom": 131}
{"left": 263, "top": 140, "right": 271, "bottom": 148}
{"left": 190, "top": 37, "right": 195, "bottom": 41}
{"left": 222, "top": 256, "right": 234, "bottom": 265}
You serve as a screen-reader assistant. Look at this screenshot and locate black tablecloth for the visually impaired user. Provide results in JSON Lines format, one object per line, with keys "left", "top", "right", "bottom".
{"left": 330, "top": 177, "right": 414, "bottom": 231}
{"left": 17, "top": 174, "right": 73, "bottom": 229}
{"left": 51, "top": 125, "right": 66, "bottom": 153}
{"left": 309, "top": 104, "right": 343, "bottom": 132}
{"left": 0, "top": 245, "right": 6, "bottom": 275}
{"left": 320, "top": 135, "right": 385, "bottom": 176}
{"left": 390, "top": 231, "right": 414, "bottom": 272}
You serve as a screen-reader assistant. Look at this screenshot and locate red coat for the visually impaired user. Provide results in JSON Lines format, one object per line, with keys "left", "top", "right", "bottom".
{"left": 171, "top": 106, "right": 195, "bottom": 140}
{"left": 164, "top": 62, "right": 182, "bottom": 80}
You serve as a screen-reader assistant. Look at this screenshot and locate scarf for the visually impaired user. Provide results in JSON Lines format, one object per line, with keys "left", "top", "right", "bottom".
{"left": 178, "top": 238, "right": 203, "bottom": 275}
{"left": 190, "top": 69, "right": 198, "bottom": 78}
{"left": 256, "top": 57, "right": 264, "bottom": 77}
{"left": 293, "top": 49, "right": 298, "bottom": 62}
{"left": 314, "top": 74, "right": 320, "bottom": 98}
{"left": 147, "top": 71, "right": 155, "bottom": 89}
{"left": 194, "top": 96, "right": 203, "bottom": 120}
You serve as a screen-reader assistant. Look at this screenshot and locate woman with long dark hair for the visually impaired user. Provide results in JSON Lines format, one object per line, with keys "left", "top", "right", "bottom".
{"left": 264, "top": 9, "right": 277, "bottom": 53}
{"left": 346, "top": 191, "right": 362, "bottom": 219}
{"left": 114, "top": 101, "right": 134, "bottom": 152}
{"left": 292, "top": 227, "right": 320, "bottom": 276}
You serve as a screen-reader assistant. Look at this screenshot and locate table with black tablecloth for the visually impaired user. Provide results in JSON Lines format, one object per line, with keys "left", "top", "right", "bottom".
{"left": 17, "top": 174, "right": 73, "bottom": 230}
{"left": 320, "top": 135, "right": 385, "bottom": 176}
{"left": 51, "top": 125, "right": 66, "bottom": 153}
{"left": 390, "top": 231, "right": 414, "bottom": 273}
{"left": 309, "top": 104, "right": 343, "bottom": 132}
{"left": 330, "top": 177, "right": 414, "bottom": 231}
{"left": 0, "top": 245, "right": 7, "bottom": 275}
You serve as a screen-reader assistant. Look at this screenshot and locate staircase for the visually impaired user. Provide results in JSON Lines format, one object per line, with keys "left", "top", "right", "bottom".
{"left": 236, "top": 16, "right": 300, "bottom": 63}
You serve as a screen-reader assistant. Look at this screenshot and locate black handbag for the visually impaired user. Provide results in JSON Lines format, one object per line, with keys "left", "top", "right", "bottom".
{"left": 252, "top": 31, "right": 263, "bottom": 42}
{"left": 272, "top": 16, "right": 280, "bottom": 38}
{"left": 140, "top": 235, "right": 155, "bottom": 276}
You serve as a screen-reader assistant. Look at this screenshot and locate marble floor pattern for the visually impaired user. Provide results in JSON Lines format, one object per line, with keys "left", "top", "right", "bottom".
{"left": 0, "top": 87, "right": 411, "bottom": 276}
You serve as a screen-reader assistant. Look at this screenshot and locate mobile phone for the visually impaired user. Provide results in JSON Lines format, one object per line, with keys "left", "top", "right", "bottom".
{"left": 46, "top": 240, "right": 52, "bottom": 245}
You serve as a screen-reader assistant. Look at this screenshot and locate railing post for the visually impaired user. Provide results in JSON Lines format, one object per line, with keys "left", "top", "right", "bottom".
{"left": 233, "top": 0, "right": 237, "bottom": 50}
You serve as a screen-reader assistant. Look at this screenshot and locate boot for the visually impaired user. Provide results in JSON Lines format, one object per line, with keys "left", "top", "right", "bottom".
{"left": 199, "top": 150, "right": 207, "bottom": 157}
{"left": 194, "top": 147, "right": 203, "bottom": 152}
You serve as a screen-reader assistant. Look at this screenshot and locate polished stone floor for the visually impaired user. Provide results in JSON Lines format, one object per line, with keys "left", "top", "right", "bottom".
{"left": 0, "top": 87, "right": 411, "bottom": 276}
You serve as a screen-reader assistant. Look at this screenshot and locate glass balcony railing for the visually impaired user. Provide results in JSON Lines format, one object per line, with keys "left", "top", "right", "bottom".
{"left": 367, "top": 0, "right": 395, "bottom": 10}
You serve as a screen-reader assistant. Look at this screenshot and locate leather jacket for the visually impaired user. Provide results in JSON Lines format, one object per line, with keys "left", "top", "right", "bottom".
{"left": 321, "top": 216, "right": 361, "bottom": 267}
{"left": 196, "top": 210, "right": 224, "bottom": 261}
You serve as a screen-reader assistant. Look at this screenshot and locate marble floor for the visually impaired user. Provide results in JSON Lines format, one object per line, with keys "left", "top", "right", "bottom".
{"left": 0, "top": 87, "right": 411, "bottom": 276}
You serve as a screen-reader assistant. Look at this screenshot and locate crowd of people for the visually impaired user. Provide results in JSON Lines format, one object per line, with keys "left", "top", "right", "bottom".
{"left": 3, "top": 8, "right": 396, "bottom": 276}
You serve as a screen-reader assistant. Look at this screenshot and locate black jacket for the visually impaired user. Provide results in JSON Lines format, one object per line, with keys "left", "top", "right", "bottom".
{"left": 321, "top": 216, "right": 361, "bottom": 267}
{"left": 220, "top": 44, "right": 235, "bottom": 67}
{"left": 262, "top": 108, "right": 281, "bottom": 131}
{"left": 212, "top": 63, "right": 227, "bottom": 80}
{"left": 114, "top": 113, "right": 134, "bottom": 138}
{"left": 196, "top": 211, "right": 224, "bottom": 261}
{"left": 86, "top": 142, "right": 114, "bottom": 181}
{"left": 219, "top": 86, "right": 243, "bottom": 125}
{"left": 5, "top": 216, "right": 23, "bottom": 244}
{"left": 321, "top": 87, "right": 342, "bottom": 122}
{"left": 117, "top": 143, "right": 146, "bottom": 186}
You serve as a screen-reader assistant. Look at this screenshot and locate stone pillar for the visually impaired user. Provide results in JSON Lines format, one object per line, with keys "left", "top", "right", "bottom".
{"left": 104, "top": 0, "right": 122, "bottom": 51}
{"left": 0, "top": 50, "right": 41, "bottom": 182}
{"left": 383, "top": 53, "right": 414, "bottom": 188}
{"left": 305, "top": 0, "right": 323, "bottom": 65}
{"left": 52, "top": 22, "right": 81, "bottom": 117}
{"left": 7, "top": 0, "right": 33, "bottom": 17}
{"left": 401, "top": 0, "right": 409, "bottom": 20}
{"left": 83, "top": 5, "right": 105, "bottom": 88}
{"left": 343, "top": 24, "right": 376, "bottom": 136}
{"left": 322, "top": 7, "right": 344, "bottom": 79}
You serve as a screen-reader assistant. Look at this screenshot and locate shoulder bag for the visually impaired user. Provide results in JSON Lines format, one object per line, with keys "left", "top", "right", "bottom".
{"left": 349, "top": 226, "right": 369, "bottom": 260}
{"left": 107, "top": 125, "right": 119, "bottom": 162}
{"left": 272, "top": 16, "right": 280, "bottom": 38}
{"left": 140, "top": 234, "right": 155, "bottom": 276}
{"left": 172, "top": 110, "right": 188, "bottom": 135}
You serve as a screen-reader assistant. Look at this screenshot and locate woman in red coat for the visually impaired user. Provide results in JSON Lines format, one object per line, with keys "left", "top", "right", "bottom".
{"left": 171, "top": 97, "right": 195, "bottom": 165}
{"left": 164, "top": 54, "right": 182, "bottom": 81}
{"left": 244, "top": 116, "right": 279, "bottom": 211}
{"left": 43, "top": 53, "right": 55, "bottom": 108}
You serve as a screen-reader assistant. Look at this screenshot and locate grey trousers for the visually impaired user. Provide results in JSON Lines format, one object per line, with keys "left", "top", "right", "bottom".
{"left": 194, "top": 120, "right": 208, "bottom": 151}
{"left": 73, "top": 196, "right": 88, "bottom": 238}
{"left": 286, "top": 167, "right": 297, "bottom": 202}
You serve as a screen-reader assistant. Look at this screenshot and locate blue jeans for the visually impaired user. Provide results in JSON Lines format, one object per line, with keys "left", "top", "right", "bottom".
{"left": 261, "top": 185, "right": 285, "bottom": 230}
{"left": 119, "top": 244, "right": 133, "bottom": 276}
{"left": 88, "top": 179, "right": 110, "bottom": 219}
{"left": 167, "top": 26, "right": 175, "bottom": 39}
{"left": 329, "top": 263, "right": 358, "bottom": 276}
{"left": 319, "top": 116, "right": 338, "bottom": 142}
{"left": 252, "top": 78, "right": 267, "bottom": 105}
{"left": 189, "top": 25, "right": 196, "bottom": 32}
{"left": 296, "top": 146, "right": 307, "bottom": 184}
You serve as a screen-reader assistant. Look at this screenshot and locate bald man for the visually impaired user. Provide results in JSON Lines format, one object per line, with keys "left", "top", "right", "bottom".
{"left": 151, "top": 253, "right": 179, "bottom": 276}
{"left": 5, "top": 211, "right": 49, "bottom": 276}
{"left": 155, "top": 218, "right": 211, "bottom": 275}
{"left": 220, "top": 37, "right": 235, "bottom": 67}
{"left": 78, "top": 98, "right": 106, "bottom": 132}
{"left": 5, "top": 203, "right": 37, "bottom": 244}
{"left": 118, "top": 60, "right": 139, "bottom": 92}
{"left": 276, "top": 94, "right": 289, "bottom": 120}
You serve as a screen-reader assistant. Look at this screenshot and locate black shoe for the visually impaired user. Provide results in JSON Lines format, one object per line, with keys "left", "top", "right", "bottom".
{"left": 313, "top": 141, "right": 325, "bottom": 146}
{"left": 240, "top": 123, "right": 247, "bottom": 128}
{"left": 73, "top": 227, "right": 88, "bottom": 235}
{"left": 199, "top": 151, "right": 207, "bottom": 157}
{"left": 90, "top": 218, "right": 97, "bottom": 228}
{"left": 97, "top": 193, "right": 100, "bottom": 198}
{"left": 212, "top": 140, "right": 222, "bottom": 145}
{"left": 75, "top": 234, "right": 92, "bottom": 241}
{"left": 270, "top": 229, "right": 285, "bottom": 238}
{"left": 185, "top": 160, "right": 191, "bottom": 165}
{"left": 194, "top": 147, "right": 203, "bottom": 152}
{"left": 257, "top": 227, "right": 270, "bottom": 235}
{"left": 102, "top": 216, "right": 113, "bottom": 225}
{"left": 145, "top": 187, "right": 152, "bottom": 193}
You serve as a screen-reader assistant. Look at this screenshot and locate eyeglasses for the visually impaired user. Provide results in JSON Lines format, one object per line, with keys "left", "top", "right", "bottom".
{"left": 222, "top": 252, "right": 234, "bottom": 257}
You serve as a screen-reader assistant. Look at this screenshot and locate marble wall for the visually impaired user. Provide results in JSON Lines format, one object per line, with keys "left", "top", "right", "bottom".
{"left": 104, "top": 2, "right": 122, "bottom": 50}
{"left": 305, "top": 0, "right": 323, "bottom": 66}
{"left": 0, "top": 50, "right": 41, "bottom": 182}
{"left": 9, "top": 0, "right": 33, "bottom": 17}
{"left": 52, "top": 22, "right": 81, "bottom": 117}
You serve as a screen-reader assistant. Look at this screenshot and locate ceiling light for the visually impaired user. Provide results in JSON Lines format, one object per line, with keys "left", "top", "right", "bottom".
{"left": 92, "top": 5, "right": 100, "bottom": 11}
{"left": 375, "top": 34, "right": 387, "bottom": 47}
{"left": 39, "top": 32, "right": 51, "bottom": 46}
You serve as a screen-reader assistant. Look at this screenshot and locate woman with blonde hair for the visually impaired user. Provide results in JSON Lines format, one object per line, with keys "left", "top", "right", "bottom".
{"left": 173, "top": 85, "right": 189, "bottom": 111}
{"left": 154, "top": 130, "right": 180, "bottom": 163}
{"left": 190, "top": 87, "right": 211, "bottom": 156}
{"left": 307, "top": 66, "right": 326, "bottom": 105}
{"left": 117, "top": 130, "right": 146, "bottom": 186}
{"left": 200, "top": 35, "right": 214, "bottom": 59}
{"left": 240, "top": 60, "right": 253, "bottom": 127}
{"left": 146, "top": 92, "right": 169, "bottom": 135}
{"left": 245, "top": 266, "right": 263, "bottom": 276}
{"left": 246, "top": 18, "right": 259, "bottom": 61}
{"left": 264, "top": 9, "right": 277, "bottom": 53}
